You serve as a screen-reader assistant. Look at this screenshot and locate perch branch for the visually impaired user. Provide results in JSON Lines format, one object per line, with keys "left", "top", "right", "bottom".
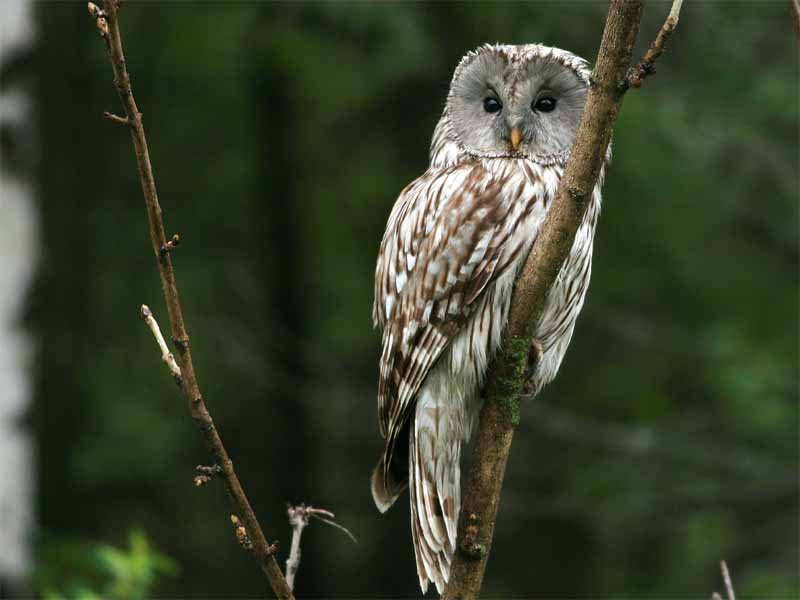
{"left": 87, "top": 1, "right": 294, "bottom": 597}
{"left": 442, "top": 1, "right": 682, "bottom": 598}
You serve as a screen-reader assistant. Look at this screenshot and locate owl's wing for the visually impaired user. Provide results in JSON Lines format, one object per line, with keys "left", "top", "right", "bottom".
{"left": 374, "top": 162, "right": 532, "bottom": 458}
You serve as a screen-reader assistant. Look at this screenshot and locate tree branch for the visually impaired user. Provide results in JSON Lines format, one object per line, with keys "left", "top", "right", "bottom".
{"left": 626, "top": 0, "right": 683, "bottom": 89}
{"left": 442, "top": 1, "right": 683, "bottom": 598}
{"left": 140, "top": 305, "right": 182, "bottom": 384}
{"left": 712, "top": 560, "right": 736, "bottom": 600}
{"left": 87, "top": 2, "right": 294, "bottom": 597}
{"left": 285, "top": 504, "right": 357, "bottom": 592}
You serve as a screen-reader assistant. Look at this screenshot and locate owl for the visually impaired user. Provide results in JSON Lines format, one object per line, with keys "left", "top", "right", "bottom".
{"left": 371, "top": 43, "right": 606, "bottom": 594}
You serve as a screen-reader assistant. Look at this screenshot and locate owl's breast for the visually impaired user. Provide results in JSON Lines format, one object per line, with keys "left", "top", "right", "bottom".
{"left": 465, "top": 156, "right": 602, "bottom": 394}
{"left": 530, "top": 183, "right": 602, "bottom": 391}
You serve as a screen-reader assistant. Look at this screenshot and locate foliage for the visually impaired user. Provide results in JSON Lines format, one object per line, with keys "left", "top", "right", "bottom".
{"left": 35, "top": 531, "right": 177, "bottom": 600}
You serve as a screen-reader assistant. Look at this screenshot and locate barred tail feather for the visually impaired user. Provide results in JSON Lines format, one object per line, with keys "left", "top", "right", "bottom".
{"left": 410, "top": 389, "right": 461, "bottom": 595}
{"left": 371, "top": 454, "right": 407, "bottom": 513}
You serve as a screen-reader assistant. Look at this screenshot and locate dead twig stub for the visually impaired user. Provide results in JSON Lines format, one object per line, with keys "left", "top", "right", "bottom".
{"left": 194, "top": 463, "right": 223, "bottom": 487}
{"left": 140, "top": 305, "right": 182, "bottom": 384}
{"left": 88, "top": 1, "right": 294, "bottom": 597}
{"left": 103, "top": 110, "right": 130, "bottom": 126}
{"left": 285, "top": 504, "right": 357, "bottom": 592}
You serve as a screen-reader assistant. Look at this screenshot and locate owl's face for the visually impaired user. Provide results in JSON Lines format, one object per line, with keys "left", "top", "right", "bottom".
{"left": 445, "top": 44, "right": 590, "bottom": 161}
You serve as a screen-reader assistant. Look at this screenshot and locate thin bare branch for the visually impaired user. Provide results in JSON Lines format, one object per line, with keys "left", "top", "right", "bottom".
{"left": 285, "top": 506, "right": 307, "bottom": 592}
{"left": 103, "top": 110, "right": 130, "bottom": 126}
{"left": 285, "top": 504, "right": 357, "bottom": 591}
{"left": 442, "top": 1, "right": 683, "bottom": 598}
{"left": 140, "top": 305, "right": 182, "bottom": 383}
{"left": 626, "top": 0, "right": 684, "bottom": 89}
{"left": 721, "top": 560, "right": 736, "bottom": 600}
{"left": 792, "top": 0, "right": 800, "bottom": 42}
{"left": 88, "top": 1, "right": 294, "bottom": 597}
{"left": 712, "top": 560, "right": 737, "bottom": 600}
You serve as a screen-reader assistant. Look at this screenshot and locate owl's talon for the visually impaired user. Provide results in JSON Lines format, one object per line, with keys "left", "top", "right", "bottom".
{"left": 528, "top": 339, "right": 543, "bottom": 368}
{"left": 522, "top": 339, "right": 544, "bottom": 394}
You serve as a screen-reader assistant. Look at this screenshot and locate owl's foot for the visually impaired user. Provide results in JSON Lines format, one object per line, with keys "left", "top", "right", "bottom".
{"left": 522, "top": 338, "right": 544, "bottom": 395}
{"left": 528, "top": 338, "right": 543, "bottom": 368}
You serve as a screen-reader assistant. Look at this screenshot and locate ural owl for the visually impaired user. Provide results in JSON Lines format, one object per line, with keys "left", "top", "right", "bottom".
{"left": 371, "top": 43, "right": 605, "bottom": 594}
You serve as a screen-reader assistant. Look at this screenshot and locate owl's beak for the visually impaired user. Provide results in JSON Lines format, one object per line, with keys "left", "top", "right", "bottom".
{"left": 509, "top": 127, "right": 522, "bottom": 151}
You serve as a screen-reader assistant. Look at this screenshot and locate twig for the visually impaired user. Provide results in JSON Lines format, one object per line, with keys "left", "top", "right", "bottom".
{"left": 194, "top": 463, "right": 223, "bottom": 487}
{"left": 626, "top": 0, "right": 684, "bottom": 89}
{"left": 792, "top": 0, "right": 800, "bottom": 42}
{"left": 721, "top": 560, "right": 736, "bottom": 600}
{"left": 87, "top": 2, "right": 294, "bottom": 598}
{"left": 285, "top": 504, "right": 357, "bottom": 592}
{"left": 103, "top": 110, "right": 130, "bottom": 126}
{"left": 285, "top": 506, "right": 307, "bottom": 592}
{"left": 308, "top": 513, "right": 358, "bottom": 545}
{"left": 442, "top": 1, "right": 683, "bottom": 598}
{"left": 160, "top": 233, "right": 181, "bottom": 255}
{"left": 140, "top": 305, "right": 182, "bottom": 384}
{"left": 712, "top": 560, "right": 736, "bottom": 600}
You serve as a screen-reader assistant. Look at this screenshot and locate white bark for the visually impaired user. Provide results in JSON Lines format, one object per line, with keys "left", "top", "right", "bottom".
{"left": 0, "top": 0, "right": 37, "bottom": 582}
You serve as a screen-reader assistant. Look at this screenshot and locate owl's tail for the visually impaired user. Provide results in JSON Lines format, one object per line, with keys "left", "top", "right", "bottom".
{"left": 409, "top": 389, "right": 461, "bottom": 595}
{"left": 371, "top": 449, "right": 407, "bottom": 513}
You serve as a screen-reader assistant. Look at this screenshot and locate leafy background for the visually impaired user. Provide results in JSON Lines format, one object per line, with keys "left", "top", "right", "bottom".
{"left": 1, "top": 1, "right": 796, "bottom": 598}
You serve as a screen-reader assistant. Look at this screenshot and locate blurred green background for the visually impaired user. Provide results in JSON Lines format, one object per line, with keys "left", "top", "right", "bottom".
{"left": 1, "top": 0, "right": 797, "bottom": 598}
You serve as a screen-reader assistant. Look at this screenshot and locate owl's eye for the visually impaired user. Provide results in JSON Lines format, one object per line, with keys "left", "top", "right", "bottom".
{"left": 532, "top": 97, "right": 557, "bottom": 112}
{"left": 483, "top": 97, "right": 502, "bottom": 114}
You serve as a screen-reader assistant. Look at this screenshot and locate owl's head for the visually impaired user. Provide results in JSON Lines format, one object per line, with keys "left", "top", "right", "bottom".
{"left": 443, "top": 44, "right": 591, "bottom": 163}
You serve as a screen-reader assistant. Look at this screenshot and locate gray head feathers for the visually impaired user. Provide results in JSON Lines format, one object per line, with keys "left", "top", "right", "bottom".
{"left": 433, "top": 43, "right": 592, "bottom": 165}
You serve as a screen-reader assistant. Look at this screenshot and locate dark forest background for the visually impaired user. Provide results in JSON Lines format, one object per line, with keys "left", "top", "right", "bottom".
{"left": 0, "top": 1, "right": 797, "bottom": 598}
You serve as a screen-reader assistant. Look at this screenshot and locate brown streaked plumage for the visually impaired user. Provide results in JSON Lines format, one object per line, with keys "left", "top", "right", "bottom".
{"left": 372, "top": 43, "right": 607, "bottom": 594}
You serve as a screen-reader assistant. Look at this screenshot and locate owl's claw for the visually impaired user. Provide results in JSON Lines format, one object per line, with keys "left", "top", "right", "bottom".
{"left": 528, "top": 338, "right": 543, "bottom": 369}
{"left": 522, "top": 339, "right": 544, "bottom": 394}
